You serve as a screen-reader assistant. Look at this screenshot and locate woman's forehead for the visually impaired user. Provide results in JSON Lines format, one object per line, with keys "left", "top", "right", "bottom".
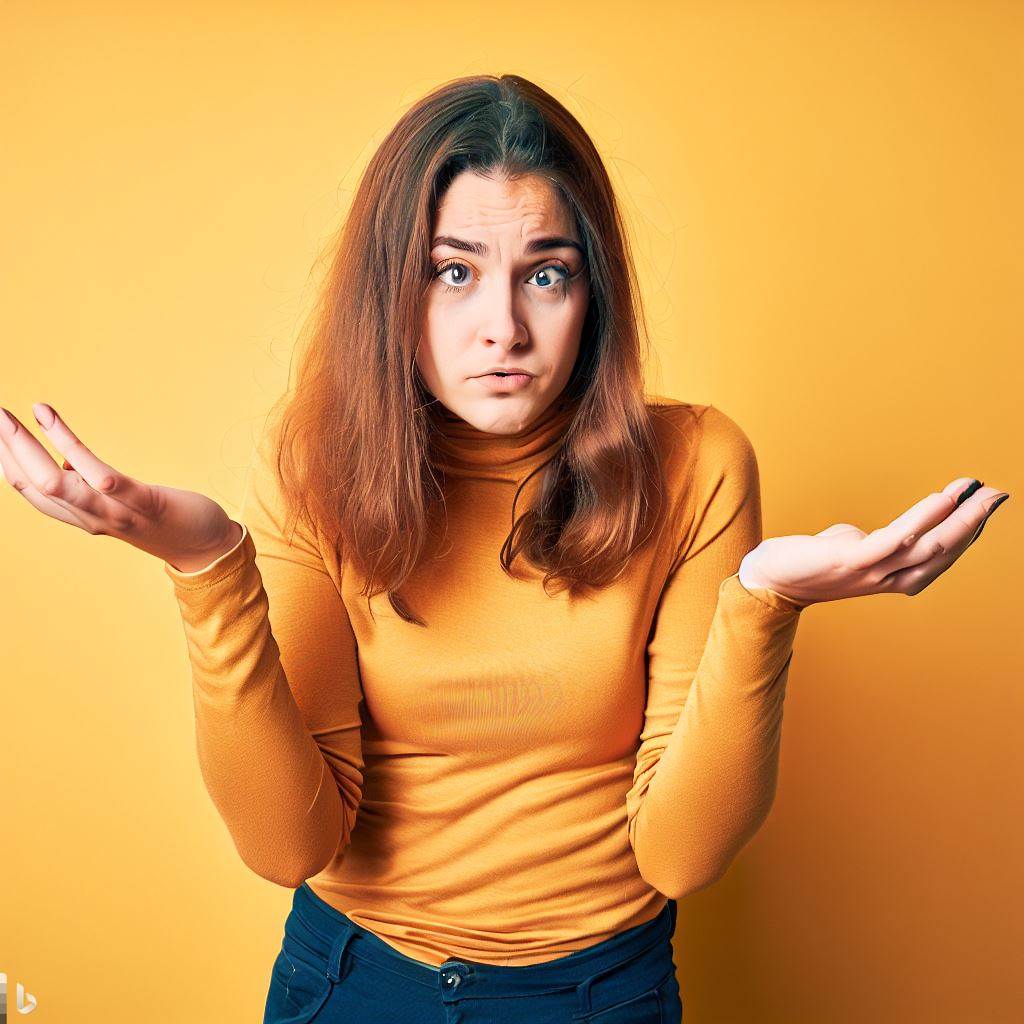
{"left": 434, "top": 171, "right": 573, "bottom": 238}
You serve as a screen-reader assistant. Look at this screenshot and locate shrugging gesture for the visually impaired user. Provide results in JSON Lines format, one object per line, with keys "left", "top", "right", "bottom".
{"left": 0, "top": 402, "right": 243, "bottom": 571}
{"left": 738, "top": 476, "right": 1010, "bottom": 606}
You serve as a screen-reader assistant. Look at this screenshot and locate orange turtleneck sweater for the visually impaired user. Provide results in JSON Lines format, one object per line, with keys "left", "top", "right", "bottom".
{"left": 163, "top": 396, "right": 805, "bottom": 967}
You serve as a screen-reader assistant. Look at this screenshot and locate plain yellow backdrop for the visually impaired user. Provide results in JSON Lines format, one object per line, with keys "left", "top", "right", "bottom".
{"left": 2, "top": 2, "right": 1020, "bottom": 1021}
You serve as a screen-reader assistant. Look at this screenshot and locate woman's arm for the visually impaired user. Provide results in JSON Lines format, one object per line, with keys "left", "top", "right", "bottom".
{"left": 164, "top": 431, "right": 364, "bottom": 888}
{"left": 626, "top": 406, "right": 804, "bottom": 899}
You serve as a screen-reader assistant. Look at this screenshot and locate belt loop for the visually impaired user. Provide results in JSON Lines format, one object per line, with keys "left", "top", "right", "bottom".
{"left": 326, "top": 921, "right": 355, "bottom": 984}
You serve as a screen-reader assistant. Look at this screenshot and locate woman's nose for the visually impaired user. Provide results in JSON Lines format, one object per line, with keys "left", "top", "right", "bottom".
{"left": 476, "top": 282, "right": 526, "bottom": 348}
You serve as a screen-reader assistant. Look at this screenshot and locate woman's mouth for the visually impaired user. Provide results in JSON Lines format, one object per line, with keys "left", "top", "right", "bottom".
{"left": 473, "top": 372, "right": 534, "bottom": 393}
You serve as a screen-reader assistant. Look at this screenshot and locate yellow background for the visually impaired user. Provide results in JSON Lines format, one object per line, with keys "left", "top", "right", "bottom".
{"left": 2, "top": 2, "right": 1020, "bottom": 1021}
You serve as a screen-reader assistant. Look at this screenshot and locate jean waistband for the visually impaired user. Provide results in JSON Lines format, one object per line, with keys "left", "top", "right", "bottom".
{"left": 292, "top": 883, "right": 677, "bottom": 996}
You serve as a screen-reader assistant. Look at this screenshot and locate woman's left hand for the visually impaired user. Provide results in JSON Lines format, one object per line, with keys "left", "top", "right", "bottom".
{"left": 738, "top": 477, "right": 1010, "bottom": 607}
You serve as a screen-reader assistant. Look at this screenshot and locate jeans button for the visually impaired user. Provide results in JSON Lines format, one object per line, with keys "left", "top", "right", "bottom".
{"left": 441, "top": 961, "right": 471, "bottom": 989}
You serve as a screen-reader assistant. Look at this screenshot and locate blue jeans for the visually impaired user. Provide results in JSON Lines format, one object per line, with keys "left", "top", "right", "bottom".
{"left": 263, "top": 882, "right": 683, "bottom": 1023}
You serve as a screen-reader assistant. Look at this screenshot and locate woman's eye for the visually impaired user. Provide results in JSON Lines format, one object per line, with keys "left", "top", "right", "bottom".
{"left": 529, "top": 264, "right": 569, "bottom": 289}
{"left": 436, "top": 262, "right": 473, "bottom": 288}
{"left": 433, "top": 261, "right": 571, "bottom": 292}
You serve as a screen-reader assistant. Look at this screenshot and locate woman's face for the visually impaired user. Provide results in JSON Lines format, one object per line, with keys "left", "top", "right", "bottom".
{"left": 416, "top": 170, "right": 590, "bottom": 434}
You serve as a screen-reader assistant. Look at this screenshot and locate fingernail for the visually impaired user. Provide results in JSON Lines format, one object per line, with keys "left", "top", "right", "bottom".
{"left": 32, "top": 403, "right": 54, "bottom": 429}
{"left": 985, "top": 493, "right": 1010, "bottom": 516}
{"left": 971, "top": 494, "right": 1010, "bottom": 546}
{"left": 0, "top": 408, "right": 14, "bottom": 435}
{"left": 955, "top": 479, "right": 983, "bottom": 507}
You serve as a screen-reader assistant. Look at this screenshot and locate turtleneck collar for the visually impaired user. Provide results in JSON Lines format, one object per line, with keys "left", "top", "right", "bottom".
{"left": 429, "top": 395, "right": 577, "bottom": 484}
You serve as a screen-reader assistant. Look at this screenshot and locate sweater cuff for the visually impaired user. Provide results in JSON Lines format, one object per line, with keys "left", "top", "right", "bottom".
{"left": 724, "top": 570, "right": 808, "bottom": 613}
{"left": 163, "top": 522, "right": 253, "bottom": 590}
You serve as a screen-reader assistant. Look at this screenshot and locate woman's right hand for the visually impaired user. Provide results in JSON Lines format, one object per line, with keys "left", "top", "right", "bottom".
{"left": 0, "top": 401, "right": 243, "bottom": 572}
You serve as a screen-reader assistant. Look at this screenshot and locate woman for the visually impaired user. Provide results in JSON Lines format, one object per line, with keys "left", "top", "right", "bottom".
{"left": 0, "top": 74, "right": 1007, "bottom": 1023}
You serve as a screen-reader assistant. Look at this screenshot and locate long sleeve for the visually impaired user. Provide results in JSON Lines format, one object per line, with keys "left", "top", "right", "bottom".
{"left": 163, "top": 431, "right": 364, "bottom": 888}
{"left": 626, "top": 405, "right": 806, "bottom": 899}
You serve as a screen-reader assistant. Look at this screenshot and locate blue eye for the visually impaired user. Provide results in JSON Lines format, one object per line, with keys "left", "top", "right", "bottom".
{"left": 530, "top": 265, "right": 569, "bottom": 289}
{"left": 433, "top": 261, "right": 573, "bottom": 294}
{"left": 435, "top": 262, "right": 473, "bottom": 290}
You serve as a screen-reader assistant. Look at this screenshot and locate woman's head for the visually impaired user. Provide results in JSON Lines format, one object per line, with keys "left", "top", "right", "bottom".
{"left": 417, "top": 168, "right": 590, "bottom": 436}
{"left": 388, "top": 72, "right": 645, "bottom": 435}
{"left": 269, "top": 74, "right": 686, "bottom": 624}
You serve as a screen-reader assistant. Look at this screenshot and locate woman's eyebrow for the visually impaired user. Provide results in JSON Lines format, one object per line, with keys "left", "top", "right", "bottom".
{"left": 430, "top": 235, "right": 585, "bottom": 257}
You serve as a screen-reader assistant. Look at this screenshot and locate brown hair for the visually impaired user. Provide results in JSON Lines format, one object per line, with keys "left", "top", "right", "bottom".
{"left": 263, "top": 73, "right": 685, "bottom": 626}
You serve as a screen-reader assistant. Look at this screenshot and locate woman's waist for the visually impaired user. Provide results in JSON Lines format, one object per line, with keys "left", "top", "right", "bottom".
{"left": 297, "top": 875, "right": 673, "bottom": 970}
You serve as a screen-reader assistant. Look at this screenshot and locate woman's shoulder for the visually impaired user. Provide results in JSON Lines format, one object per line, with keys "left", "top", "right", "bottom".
{"left": 644, "top": 395, "right": 756, "bottom": 474}
{"left": 644, "top": 398, "right": 761, "bottom": 557}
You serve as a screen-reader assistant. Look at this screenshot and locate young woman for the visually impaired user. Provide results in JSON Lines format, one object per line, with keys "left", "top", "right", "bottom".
{"left": 0, "top": 74, "right": 1007, "bottom": 1024}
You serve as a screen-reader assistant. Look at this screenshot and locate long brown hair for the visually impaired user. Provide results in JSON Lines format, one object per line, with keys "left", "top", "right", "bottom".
{"left": 264, "top": 73, "right": 688, "bottom": 626}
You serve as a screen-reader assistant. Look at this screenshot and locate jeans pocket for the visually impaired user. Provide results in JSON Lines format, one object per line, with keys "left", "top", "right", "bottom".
{"left": 575, "top": 986, "right": 662, "bottom": 1023}
{"left": 262, "top": 925, "right": 334, "bottom": 1024}
{"left": 572, "top": 941, "right": 671, "bottom": 1024}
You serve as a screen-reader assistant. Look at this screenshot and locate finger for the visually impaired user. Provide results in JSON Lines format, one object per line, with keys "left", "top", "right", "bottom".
{"left": 843, "top": 478, "right": 992, "bottom": 571}
{"left": 900, "top": 488, "right": 1008, "bottom": 567}
{"left": 0, "top": 432, "right": 97, "bottom": 531}
{"left": 0, "top": 408, "right": 119, "bottom": 521}
{"left": 878, "top": 555, "right": 948, "bottom": 597}
{"left": 872, "top": 489, "right": 1009, "bottom": 583}
{"left": 943, "top": 476, "right": 980, "bottom": 502}
{"left": 31, "top": 402, "right": 157, "bottom": 516}
{"left": 964, "top": 493, "right": 1009, "bottom": 549}
{"left": 878, "top": 517, "right": 981, "bottom": 595}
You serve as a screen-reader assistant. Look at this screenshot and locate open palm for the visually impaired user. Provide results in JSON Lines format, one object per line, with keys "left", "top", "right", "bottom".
{"left": 739, "top": 477, "right": 1010, "bottom": 606}
{"left": 0, "top": 402, "right": 240, "bottom": 570}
